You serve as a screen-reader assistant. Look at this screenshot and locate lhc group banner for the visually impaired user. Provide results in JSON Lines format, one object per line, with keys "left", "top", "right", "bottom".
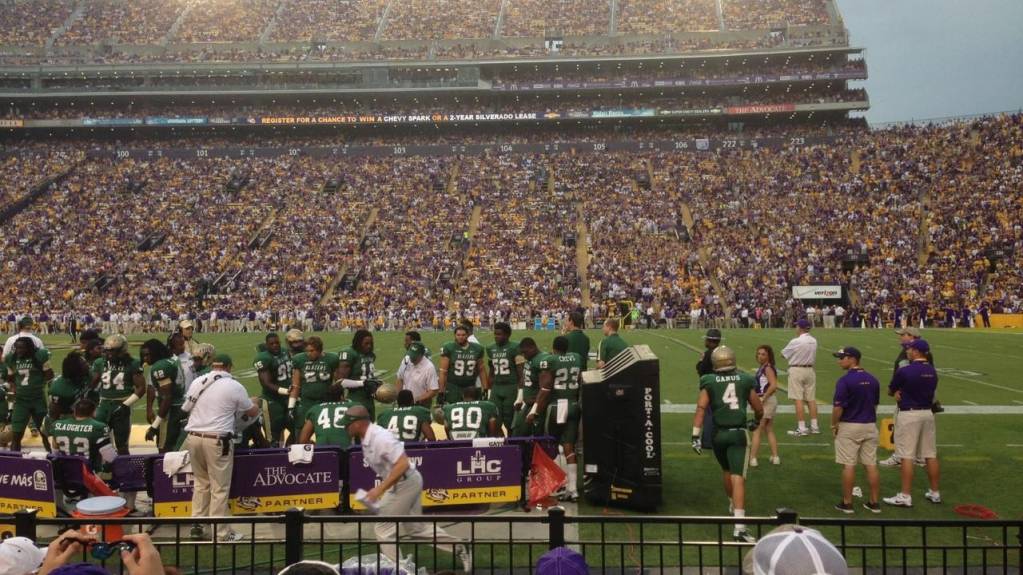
{"left": 0, "top": 456, "right": 57, "bottom": 517}
{"left": 151, "top": 450, "right": 340, "bottom": 517}
{"left": 349, "top": 445, "right": 522, "bottom": 509}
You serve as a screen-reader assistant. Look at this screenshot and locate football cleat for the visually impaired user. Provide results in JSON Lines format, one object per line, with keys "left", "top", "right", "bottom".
{"left": 733, "top": 530, "right": 757, "bottom": 543}
{"left": 749, "top": 458, "right": 759, "bottom": 468}
{"left": 454, "top": 544, "right": 472, "bottom": 572}
{"left": 769, "top": 456, "right": 781, "bottom": 465}
{"left": 863, "top": 502, "right": 882, "bottom": 514}
{"left": 924, "top": 490, "right": 942, "bottom": 504}
{"left": 786, "top": 428, "right": 809, "bottom": 437}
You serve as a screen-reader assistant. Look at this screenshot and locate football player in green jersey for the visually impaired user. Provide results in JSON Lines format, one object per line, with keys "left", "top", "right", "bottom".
{"left": 443, "top": 386, "right": 500, "bottom": 440}
{"left": 532, "top": 336, "right": 583, "bottom": 501}
{"left": 692, "top": 346, "right": 764, "bottom": 543}
{"left": 139, "top": 339, "right": 187, "bottom": 452}
{"left": 378, "top": 389, "right": 435, "bottom": 442}
{"left": 439, "top": 325, "right": 489, "bottom": 406}
{"left": 514, "top": 338, "right": 554, "bottom": 437}
{"left": 564, "top": 311, "right": 590, "bottom": 372}
{"left": 337, "top": 330, "right": 383, "bottom": 419}
{"left": 80, "top": 337, "right": 104, "bottom": 402}
{"left": 297, "top": 383, "right": 355, "bottom": 448}
{"left": 51, "top": 398, "right": 113, "bottom": 473}
{"left": 598, "top": 318, "right": 629, "bottom": 368}
{"left": 5, "top": 337, "right": 54, "bottom": 452}
{"left": 289, "top": 336, "right": 341, "bottom": 442}
{"left": 486, "top": 322, "right": 524, "bottom": 434}
{"left": 48, "top": 350, "right": 91, "bottom": 425}
{"left": 254, "top": 332, "right": 292, "bottom": 446}
{"left": 90, "top": 335, "right": 146, "bottom": 455}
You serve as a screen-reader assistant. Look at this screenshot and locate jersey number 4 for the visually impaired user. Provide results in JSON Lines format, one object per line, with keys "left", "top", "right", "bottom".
{"left": 722, "top": 383, "right": 740, "bottom": 410}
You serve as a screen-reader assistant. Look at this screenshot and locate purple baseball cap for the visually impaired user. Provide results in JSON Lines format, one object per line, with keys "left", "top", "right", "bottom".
{"left": 536, "top": 547, "right": 589, "bottom": 575}
{"left": 796, "top": 318, "right": 811, "bottom": 330}
{"left": 907, "top": 339, "right": 930, "bottom": 353}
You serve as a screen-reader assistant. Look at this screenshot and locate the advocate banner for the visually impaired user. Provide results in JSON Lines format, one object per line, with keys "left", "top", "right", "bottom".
{"left": 792, "top": 285, "right": 842, "bottom": 299}
{"left": 349, "top": 445, "right": 522, "bottom": 509}
{"left": 151, "top": 449, "right": 340, "bottom": 517}
{"left": 725, "top": 103, "right": 796, "bottom": 115}
{"left": 0, "top": 456, "right": 57, "bottom": 517}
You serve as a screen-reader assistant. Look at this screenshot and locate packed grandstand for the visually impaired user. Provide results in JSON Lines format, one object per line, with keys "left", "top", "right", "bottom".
{"left": 1, "top": 0, "right": 1020, "bottom": 332}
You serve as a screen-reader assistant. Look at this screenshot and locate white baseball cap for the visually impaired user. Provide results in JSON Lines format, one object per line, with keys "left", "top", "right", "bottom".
{"left": 0, "top": 536, "right": 46, "bottom": 575}
{"left": 744, "top": 525, "right": 848, "bottom": 575}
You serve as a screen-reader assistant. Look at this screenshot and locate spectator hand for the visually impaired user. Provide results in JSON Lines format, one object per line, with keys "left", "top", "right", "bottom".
{"left": 119, "top": 533, "right": 166, "bottom": 575}
{"left": 38, "top": 530, "right": 96, "bottom": 575}
{"left": 691, "top": 435, "right": 702, "bottom": 455}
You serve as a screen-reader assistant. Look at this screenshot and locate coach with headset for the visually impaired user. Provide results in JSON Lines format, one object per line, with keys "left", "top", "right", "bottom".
{"left": 182, "top": 354, "right": 260, "bottom": 541}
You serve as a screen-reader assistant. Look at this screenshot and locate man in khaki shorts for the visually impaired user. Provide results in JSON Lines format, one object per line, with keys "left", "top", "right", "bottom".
{"left": 782, "top": 319, "right": 819, "bottom": 436}
{"left": 830, "top": 347, "right": 881, "bottom": 513}
{"left": 884, "top": 339, "right": 941, "bottom": 508}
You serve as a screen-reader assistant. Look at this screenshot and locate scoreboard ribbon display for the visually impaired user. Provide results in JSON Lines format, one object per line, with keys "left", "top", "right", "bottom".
{"left": 0, "top": 456, "right": 57, "bottom": 517}
{"left": 348, "top": 445, "right": 522, "bottom": 509}
{"left": 151, "top": 450, "right": 341, "bottom": 517}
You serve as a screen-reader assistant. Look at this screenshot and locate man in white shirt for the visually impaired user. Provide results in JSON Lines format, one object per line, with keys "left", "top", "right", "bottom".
{"left": 781, "top": 319, "right": 820, "bottom": 436}
{"left": 343, "top": 406, "right": 470, "bottom": 571}
{"left": 182, "top": 354, "right": 259, "bottom": 542}
{"left": 2, "top": 316, "right": 44, "bottom": 358}
{"left": 395, "top": 342, "right": 438, "bottom": 406}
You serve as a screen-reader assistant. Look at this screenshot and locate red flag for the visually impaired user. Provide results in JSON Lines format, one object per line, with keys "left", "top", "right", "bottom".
{"left": 528, "top": 443, "right": 566, "bottom": 507}
{"left": 81, "top": 463, "right": 116, "bottom": 497}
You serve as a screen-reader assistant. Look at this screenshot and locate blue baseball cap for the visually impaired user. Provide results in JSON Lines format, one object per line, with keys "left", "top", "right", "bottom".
{"left": 536, "top": 547, "right": 589, "bottom": 575}
{"left": 796, "top": 318, "right": 812, "bottom": 330}
{"left": 832, "top": 346, "right": 862, "bottom": 360}
{"left": 907, "top": 339, "right": 930, "bottom": 353}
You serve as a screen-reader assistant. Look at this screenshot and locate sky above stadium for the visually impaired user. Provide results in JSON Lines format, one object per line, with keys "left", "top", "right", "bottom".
{"left": 841, "top": 0, "right": 1023, "bottom": 124}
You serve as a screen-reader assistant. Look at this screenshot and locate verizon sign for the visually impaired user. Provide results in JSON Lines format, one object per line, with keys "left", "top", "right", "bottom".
{"left": 792, "top": 285, "right": 842, "bottom": 299}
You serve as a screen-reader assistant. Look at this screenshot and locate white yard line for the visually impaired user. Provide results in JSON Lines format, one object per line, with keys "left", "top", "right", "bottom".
{"left": 962, "top": 400, "right": 979, "bottom": 405}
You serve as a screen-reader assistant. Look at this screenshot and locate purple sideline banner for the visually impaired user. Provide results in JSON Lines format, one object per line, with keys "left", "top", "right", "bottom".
{"left": 0, "top": 456, "right": 57, "bottom": 517}
{"left": 349, "top": 445, "right": 522, "bottom": 509}
{"left": 151, "top": 450, "right": 340, "bottom": 517}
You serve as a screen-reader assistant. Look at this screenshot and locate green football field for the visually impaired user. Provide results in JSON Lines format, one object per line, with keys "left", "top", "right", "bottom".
{"left": 31, "top": 327, "right": 1023, "bottom": 569}
{"left": 37, "top": 326, "right": 1023, "bottom": 518}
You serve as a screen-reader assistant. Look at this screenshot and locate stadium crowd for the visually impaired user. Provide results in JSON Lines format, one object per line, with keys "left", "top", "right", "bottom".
{"left": 0, "top": 115, "right": 1020, "bottom": 329}
{"left": 616, "top": 0, "right": 719, "bottom": 34}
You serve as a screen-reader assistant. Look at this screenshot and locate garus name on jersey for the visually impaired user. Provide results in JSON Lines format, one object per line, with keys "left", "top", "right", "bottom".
{"left": 52, "top": 422, "right": 97, "bottom": 433}
{"left": 716, "top": 375, "right": 741, "bottom": 382}
{"left": 252, "top": 466, "right": 334, "bottom": 487}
